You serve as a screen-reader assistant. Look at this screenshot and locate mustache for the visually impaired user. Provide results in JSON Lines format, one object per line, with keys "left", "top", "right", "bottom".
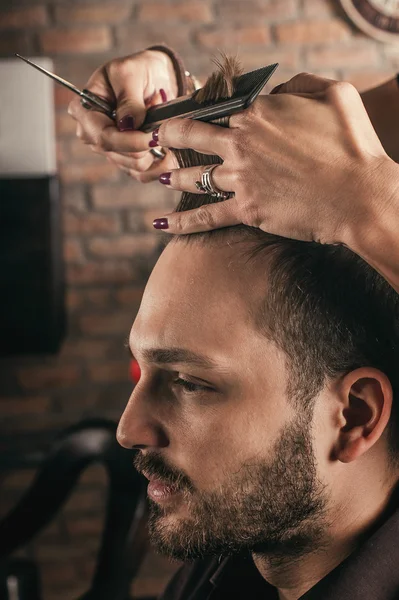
{"left": 134, "top": 452, "right": 194, "bottom": 492}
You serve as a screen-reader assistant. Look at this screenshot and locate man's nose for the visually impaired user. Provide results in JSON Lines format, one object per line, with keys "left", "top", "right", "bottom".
{"left": 116, "top": 384, "right": 168, "bottom": 450}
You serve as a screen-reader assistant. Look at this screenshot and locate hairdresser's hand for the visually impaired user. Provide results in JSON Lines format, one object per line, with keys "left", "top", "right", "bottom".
{"left": 68, "top": 49, "right": 178, "bottom": 181}
{"left": 151, "top": 73, "right": 397, "bottom": 246}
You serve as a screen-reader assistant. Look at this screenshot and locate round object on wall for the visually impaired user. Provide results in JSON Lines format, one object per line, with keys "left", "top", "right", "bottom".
{"left": 340, "top": 0, "right": 399, "bottom": 42}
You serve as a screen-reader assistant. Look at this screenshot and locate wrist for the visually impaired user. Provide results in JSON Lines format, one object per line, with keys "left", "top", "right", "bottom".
{"left": 340, "top": 157, "right": 399, "bottom": 259}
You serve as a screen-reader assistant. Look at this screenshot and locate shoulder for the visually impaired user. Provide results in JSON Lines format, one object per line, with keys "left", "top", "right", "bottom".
{"left": 159, "top": 556, "right": 221, "bottom": 600}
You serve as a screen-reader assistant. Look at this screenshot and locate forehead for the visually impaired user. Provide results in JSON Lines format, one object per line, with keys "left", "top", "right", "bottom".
{"left": 130, "top": 238, "right": 269, "bottom": 355}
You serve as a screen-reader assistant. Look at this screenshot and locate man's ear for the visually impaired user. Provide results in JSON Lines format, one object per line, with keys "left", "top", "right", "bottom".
{"left": 334, "top": 367, "right": 393, "bottom": 464}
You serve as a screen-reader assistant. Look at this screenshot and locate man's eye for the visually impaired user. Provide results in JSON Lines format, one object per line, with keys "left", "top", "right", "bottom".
{"left": 173, "top": 377, "right": 210, "bottom": 393}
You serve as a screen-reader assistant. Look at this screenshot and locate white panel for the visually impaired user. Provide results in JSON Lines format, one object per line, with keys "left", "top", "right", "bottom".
{"left": 0, "top": 57, "right": 56, "bottom": 177}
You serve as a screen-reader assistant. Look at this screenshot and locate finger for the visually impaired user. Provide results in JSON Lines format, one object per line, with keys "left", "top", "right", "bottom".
{"left": 273, "top": 72, "right": 336, "bottom": 95}
{"left": 105, "top": 60, "right": 147, "bottom": 131}
{"left": 69, "top": 97, "right": 114, "bottom": 146}
{"left": 159, "top": 164, "right": 231, "bottom": 194}
{"left": 153, "top": 197, "right": 241, "bottom": 234}
{"left": 106, "top": 150, "right": 155, "bottom": 173}
{"left": 158, "top": 118, "right": 230, "bottom": 158}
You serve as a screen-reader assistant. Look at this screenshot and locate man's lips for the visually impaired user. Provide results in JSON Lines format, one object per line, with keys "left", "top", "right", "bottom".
{"left": 142, "top": 471, "right": 181, "bottom": 502}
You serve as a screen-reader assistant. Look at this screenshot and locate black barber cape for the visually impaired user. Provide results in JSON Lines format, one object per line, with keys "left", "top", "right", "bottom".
{"left": 160, "top": 503, "right": 399, "bottom": 600}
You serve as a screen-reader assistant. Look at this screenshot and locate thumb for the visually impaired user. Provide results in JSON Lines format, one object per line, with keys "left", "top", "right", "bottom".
{"left": 271, "top": 72, "right": 336, "bottom": 96}
{"left": 152, "top": 197, "right": 241, "bottom": 234}
{"left": 111, "top": 67, "right": 147, "bottom": 132}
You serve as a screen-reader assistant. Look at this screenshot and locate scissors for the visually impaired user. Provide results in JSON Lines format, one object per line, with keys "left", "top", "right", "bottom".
{"left": 15, "top": 53, "right": 168, "bottom": 158}
{"left": 15, "top": 54, "right": 279, "bottom": 158}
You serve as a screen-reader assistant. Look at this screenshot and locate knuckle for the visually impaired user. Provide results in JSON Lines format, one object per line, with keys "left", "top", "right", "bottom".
{"left": 193, "top": 206, "right": 217, "bottom": 230}
{"left": 229, "top": 130, "right": 246, "bottom": 160}
{"left": 240, "top": 200, "right": 259, "bottom": 227}
{"left": 135, "top": 171, "right": 151, "bottom": 183}
{"left": 133, "top": 160, "right": 148, "bottom": 173}
{"left": 106, "top": 57, "right": 125, "bottom": 80}
{"left": 170, "top": 118, "right": 195, "bottom": 146}
{"left": 98, "top": 130, "right": 113, "bottom": 152}
{"left": 326, "top": 80, "right": 357, "bottom": 104}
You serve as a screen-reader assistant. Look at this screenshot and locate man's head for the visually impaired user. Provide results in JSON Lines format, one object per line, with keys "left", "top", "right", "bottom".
{"left": 117, "top": 60, "right": 399, "bottom": 562}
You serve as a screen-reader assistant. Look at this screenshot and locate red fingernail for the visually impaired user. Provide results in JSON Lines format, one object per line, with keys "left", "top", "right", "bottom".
{"left": 159, "top": 172, "right": 171, "bottom": 185}
{"left": 149, "top": 139, "right": 159, "bottom": 148}
{"left": 160, "top": 89, "right": 167, "bottom": 103}
{"left": 118, "top": 115, "right": 135, "bottom": 131}
{"left": 152, "top": 128, "right": 159, "bottom": 143}
{"left": 153, "top": 218, "right": 169, "bottom": 230}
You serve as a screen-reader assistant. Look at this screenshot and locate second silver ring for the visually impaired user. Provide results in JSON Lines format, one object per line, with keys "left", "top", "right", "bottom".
{"left": 198, "top": 164, "right": 229, "bottom": 199}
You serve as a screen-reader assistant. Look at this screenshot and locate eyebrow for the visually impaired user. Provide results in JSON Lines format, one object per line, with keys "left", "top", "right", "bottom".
{"left": 125, "top": 340, "right": 217, "bottom": 370}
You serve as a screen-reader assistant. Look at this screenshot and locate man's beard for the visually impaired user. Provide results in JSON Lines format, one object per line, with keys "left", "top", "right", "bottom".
{"left": 134, "top": 412, "right": 328, "bottom": 562}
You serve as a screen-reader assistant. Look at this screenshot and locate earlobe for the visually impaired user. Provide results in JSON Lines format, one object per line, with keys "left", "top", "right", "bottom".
{"left": 334, "top": 369, "right": 393, "bottom": 464}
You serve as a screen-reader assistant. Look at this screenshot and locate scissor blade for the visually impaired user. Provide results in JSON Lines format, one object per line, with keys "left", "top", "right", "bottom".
{"left": 15, "top": 54, "right": 83, "bottom": 97}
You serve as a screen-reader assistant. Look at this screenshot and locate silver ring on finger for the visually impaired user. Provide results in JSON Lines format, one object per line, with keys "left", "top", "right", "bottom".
{"left": 195, "top": 164, "right": 230, "bottom": 200}
{"left": 150, "top": 147, "right": 166, "bottom": 160}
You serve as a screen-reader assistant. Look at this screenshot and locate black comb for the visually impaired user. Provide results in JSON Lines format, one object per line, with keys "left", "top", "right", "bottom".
{"left": 140, "top": 63, "right": 279, "bottom": 132}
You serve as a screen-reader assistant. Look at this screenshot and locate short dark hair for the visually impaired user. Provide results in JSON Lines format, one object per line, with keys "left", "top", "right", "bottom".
{"left": 169, "top": 58, "right": 399, "bottom": 464}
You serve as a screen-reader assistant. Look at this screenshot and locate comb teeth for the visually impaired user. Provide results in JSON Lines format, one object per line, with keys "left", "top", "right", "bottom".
{"left": 233, "top": 64, "right": 279, "bottom": 98}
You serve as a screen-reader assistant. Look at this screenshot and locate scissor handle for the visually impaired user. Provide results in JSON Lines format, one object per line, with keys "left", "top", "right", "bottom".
{"left": 80, "top": 89, "right": 116, "bottom": 121}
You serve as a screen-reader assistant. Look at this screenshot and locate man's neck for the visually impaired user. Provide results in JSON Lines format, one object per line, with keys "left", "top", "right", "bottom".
{"left": 252, "top": 483, "right": 398, "bottom": 600}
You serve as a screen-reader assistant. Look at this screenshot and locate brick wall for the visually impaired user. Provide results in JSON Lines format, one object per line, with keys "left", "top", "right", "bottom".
{"left": 0, "top": 0, "right": 398, "bottom": 597}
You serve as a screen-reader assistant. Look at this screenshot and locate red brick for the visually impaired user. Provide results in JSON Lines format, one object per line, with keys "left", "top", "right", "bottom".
{"left": 0, "top": 31, "right": 31, "bottom": 55}
{"left": 63, "top": 489, "right": 106, "bottom": 512}
{"left": 138, "top": 0, "right": 212, "bottom": 22}
{"left": 196, "top": 25, "right": 271, "bottom": 48}
{"left": 59, "top": 339, "right": 112, "bottom": 360}
{"left": 80, "top": 311, "right": 133, "bottom": 336}
{"left": 115, "top": 286, "right": 144, "bottom": 305}
{"left": 0, "top": 396, "right": 50, "bottom": 416}
{"left": 64, "top": 239, "right": 85, "bottom": 262}
{"left": 239, "top": 48, "right": 300, "bottom": 72}
{"left": 0, "top": 6, "right": 48, "bottom": 29}
{"left": 17, "top": 365, "right": 81, "bottom": 391}
{"left": 92, "top": 181, "right": 170, "bottom": 209}
{"left": 60, "top": 161, "right": 119, "bottom": 184}
{"left": 56, "top": 111, "right": 76, "bottom": 136}
{"left": 79, "top": 464, "right": 108, "bottom": 485}
{"left": 306, "top": 44, "right": 380, "bottom": 69}
{"left": 3, "top": 469, "right": 36, "bottom": 489}
{"left": 67, "top": 261, "right": 133, "bottom": 285}
{"left": 54, "top": 85, "right": 75, "bottom": 108}
{"left": 63, "top": 211, "right": 121, "bottom": 235}
{"left": 39, "top": 27, "right": 112, "bottom": 54}
{"left": 66, "top": 289, "right": 83, "bottom": 311}
{"left": 219, "top": 0, "right": 298, "bottom": 20}
{"left": 62, "top": 187, "right": 87, "bottom": 211}
{"left": 55, "top": 3, "right": 132, "bottom": 25}
{"left": 76, "top": 558, "right": 96, "bottom": 582}
{"left": 344, "top": 70, "right": 393, "bottom": 92}
{"left": 56, "top": 140, "right": 66, "bottom": 164}
{"left": 88, "top": 361, "right": 130, "bottom": 383}
{"left": 35, "top": 540, "right": 98, "bottom": 560}
{"left": 303, "top": 0, "right": 337, "bottom": 17}
{"left": 85, "top": 289, "right": 113, "bottom": 308}
{"left": 66, "top": 515, "right": 104, "bottom": 536}
{"left": 5, "top": 414, "right": 72, "bottom": 432}
{"left": 88, "top": 235, "right": 158, "bottom": 258}
{"left": 276, "top": 19, "right": 351, "bottom": 45}
{"left": 68, "top": 138, "right": 102, "bottom": 161}
{"left": 40, "top": 562, "right": 77, "bottom": 588}
{"left": 117, "top": 22, "right": 192, "bottom": 53}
